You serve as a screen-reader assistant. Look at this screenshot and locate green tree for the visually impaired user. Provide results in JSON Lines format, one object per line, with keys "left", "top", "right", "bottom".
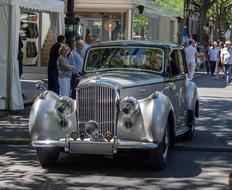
{"left": 133, "top": 15, "right": 149, "bottom": 39}
{"left": 207, "top": 0, "right": 232, "bottom": 42}
{"left": 153, "top": 0, "right": 184, "bottom": 13}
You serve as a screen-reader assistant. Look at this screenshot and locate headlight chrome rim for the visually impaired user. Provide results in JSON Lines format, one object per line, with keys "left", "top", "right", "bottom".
{"left": 119, "top": 96, "right": 138, "bottom": 116}
{"left": 55, "top": 97, "right": 74, "bottom": 117}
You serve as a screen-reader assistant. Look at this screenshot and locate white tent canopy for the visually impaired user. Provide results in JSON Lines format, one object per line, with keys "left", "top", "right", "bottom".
{"left": 0, "top": 0, "right": 64, "bottom": 110}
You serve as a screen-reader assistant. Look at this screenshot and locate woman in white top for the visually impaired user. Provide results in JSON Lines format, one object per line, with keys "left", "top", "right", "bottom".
{"left": 57, "top": 44, "right": 74, "bottom": 96}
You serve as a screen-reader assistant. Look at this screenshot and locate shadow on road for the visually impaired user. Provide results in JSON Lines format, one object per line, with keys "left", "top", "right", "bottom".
{"left": 0, "top": 145, "right": 230, "bottom": 190}
{"left": 194, "top": 73, "right": 227, "bottom": 88}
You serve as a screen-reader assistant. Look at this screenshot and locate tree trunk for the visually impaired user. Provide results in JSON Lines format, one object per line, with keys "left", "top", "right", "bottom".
{"left": 199, "top": 0, "right": 207, "bottom": 47}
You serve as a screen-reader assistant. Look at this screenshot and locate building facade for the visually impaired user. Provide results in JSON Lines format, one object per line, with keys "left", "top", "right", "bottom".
{"left": 72, "top": 0, "right": 182, "bottom": 43}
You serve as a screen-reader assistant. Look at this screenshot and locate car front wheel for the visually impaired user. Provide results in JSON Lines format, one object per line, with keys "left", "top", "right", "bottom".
{"left": 36, "top": 147, "right": 60, "bottom": 168}
{"left": 147, "top": 122, "right": 169, "bottom": 170}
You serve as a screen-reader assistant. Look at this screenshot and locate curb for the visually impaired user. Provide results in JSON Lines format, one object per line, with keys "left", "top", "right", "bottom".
{"left": 0, "top": 137, "right": 31, "bottom": 145}
{"left": 0, "top": 111, "right": 9, "bottom": 118}
{"left": 175, "top": 143, "right": 232, "bottom": 152}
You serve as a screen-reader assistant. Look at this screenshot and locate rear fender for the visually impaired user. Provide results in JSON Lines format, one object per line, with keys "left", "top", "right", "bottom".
{"left": 187, "top": 81, "right": 198, "bottom": 112}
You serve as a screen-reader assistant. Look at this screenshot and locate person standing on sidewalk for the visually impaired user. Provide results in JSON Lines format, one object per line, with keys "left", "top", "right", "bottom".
{"left": 221, "top": 40, "right": 232, "bottom": 86}
{"left": 81, "top": 34, "right": 92, "bottom": 58}
{"left": 184, "top": 40, "right": 198, "bottom": 80}
{"left": 48, "top": 35, "right": 65, "bottom": 94}
{"left": 18, "top": 22, "right": 24, "bottom": 78}
{"left": 57, "top": 44, "right": 74, "bottom": 96}
{"left": 215, "top": 41, "right": 225, "bottom": 79}
{"left": 208, "top": 42, "right": 219, "bottom": 77}
{"left": 69, "top": 39, "right": 84, "bottom": 99}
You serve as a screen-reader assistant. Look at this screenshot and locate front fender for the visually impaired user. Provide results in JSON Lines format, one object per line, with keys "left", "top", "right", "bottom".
{"left": 117, "top": 92, "right": 175, "bottom": 144}
{"left": 29, "top": 91, "right": 77, "bottom": 141}
{"left": 139, "top": 92, "right": 175, "bottom": 144}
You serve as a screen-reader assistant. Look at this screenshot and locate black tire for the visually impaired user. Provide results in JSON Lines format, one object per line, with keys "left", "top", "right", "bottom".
{"left": 36, "top": 147, "right": 60, "bottom": 168}
{"left": 183, "top": 110, "right": 195, "bottom": 140}
{"left": 147, "top": 122, "right": 169, "bottom": 170}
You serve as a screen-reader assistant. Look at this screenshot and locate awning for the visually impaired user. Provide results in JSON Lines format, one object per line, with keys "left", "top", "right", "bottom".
{"left": 0, "top": 0, "right": 64, "bottom": 110}
{"left": 19, "top": 0, "right": 64, "bottom": 13}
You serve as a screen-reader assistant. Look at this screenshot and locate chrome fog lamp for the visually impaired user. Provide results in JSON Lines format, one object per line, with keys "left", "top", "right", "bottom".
{"left": 55, "top": 97, "right": 74, "bottom": 117}
{"left": 71, "top": 131, "right": 79, "bottom": 140}
{"left": 85, "top": 121, "right": 99, "bottom": 137}
{"left": 120, "top": 96, "right": 138, "bottom": 116}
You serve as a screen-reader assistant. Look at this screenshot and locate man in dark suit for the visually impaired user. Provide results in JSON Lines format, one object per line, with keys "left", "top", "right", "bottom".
{"left": 18, "top": 35, "right": 23, "bottom": 78}
{"left": 47, "top": 35, "right": 65, "bottom": 94}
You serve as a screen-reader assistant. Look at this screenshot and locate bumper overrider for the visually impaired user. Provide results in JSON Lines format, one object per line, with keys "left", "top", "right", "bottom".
{"left": 31, "top": 138, "right": 158, "bottom": 155}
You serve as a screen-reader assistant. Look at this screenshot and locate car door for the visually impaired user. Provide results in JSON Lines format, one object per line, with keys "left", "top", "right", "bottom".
{"left": 176, "top": 49, "right": 189, "bottom": 134}
{"left": 164, "top": 48, "right": 187, "bottom": 134}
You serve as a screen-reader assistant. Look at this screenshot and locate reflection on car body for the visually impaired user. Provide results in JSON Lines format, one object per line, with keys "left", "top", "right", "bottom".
{"left": 29, "top": 40, "right": 199, "bottom": 170}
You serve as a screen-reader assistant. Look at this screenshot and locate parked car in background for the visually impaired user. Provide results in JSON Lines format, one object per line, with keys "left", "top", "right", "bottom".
{"left": 29, "top": 40, "right": 199, "bottom": 170}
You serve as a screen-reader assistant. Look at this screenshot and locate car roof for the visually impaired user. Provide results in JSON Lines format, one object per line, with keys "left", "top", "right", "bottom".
{"left": 91, "top": 40, "right": 180, "bottom": 49}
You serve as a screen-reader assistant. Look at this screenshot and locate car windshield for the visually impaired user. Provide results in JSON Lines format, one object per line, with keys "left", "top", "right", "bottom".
{"left": 85, "top": 46, "right": 164, "bottom": 73}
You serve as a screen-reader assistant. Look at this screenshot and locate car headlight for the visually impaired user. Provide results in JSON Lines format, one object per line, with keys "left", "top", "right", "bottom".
{"left": 55, "top": 97, "right": 74, "bottom": 117}
{"left": 120, "top": 96, "right": 138, "bottom": 116}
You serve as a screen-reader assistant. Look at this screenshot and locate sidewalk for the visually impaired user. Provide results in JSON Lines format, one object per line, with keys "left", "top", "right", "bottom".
{"left": 0, "top": 72, "right": 216, "bottom": 145}
{"left": 0, "top": 107, "right": 31, "bottom": 144}
{"left": 0, "top": 71, "right": 47, "bottom": 144}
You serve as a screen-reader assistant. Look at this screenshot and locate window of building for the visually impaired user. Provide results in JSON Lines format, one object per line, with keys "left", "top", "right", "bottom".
{"left": 76, "top": 12, "right": 126, "bottom": 43}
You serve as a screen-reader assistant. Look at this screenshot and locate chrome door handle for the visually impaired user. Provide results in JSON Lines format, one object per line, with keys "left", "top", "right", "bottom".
{"left": 139, "top": 88, "right": 147, "bottom": 92}
{"left": 168, "top": 82, "right": 176, "bottom": 90}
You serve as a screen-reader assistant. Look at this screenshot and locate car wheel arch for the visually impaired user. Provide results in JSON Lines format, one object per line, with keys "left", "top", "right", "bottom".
{"left": 167, "top": 110, "right": 176, "bottom": 148}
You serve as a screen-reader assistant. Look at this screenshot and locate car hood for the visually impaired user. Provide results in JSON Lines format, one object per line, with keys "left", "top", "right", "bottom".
{"left": 79, "top": 70, "right": 164, "bottom": 89}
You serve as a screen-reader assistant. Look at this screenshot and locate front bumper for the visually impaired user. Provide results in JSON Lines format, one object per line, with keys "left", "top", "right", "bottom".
{"left": 32, "top": 138, "right": 158, "bottom": 155}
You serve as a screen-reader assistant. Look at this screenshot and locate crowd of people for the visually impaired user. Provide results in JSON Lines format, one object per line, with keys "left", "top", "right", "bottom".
{"left": 206, "top": 40, "right": 232, "bottom": 86}
{"left": 47, "top": 33, "right": 92, "bottom": 99}
{"left": 184, "top": 37, "right": 232, "bottom": 86}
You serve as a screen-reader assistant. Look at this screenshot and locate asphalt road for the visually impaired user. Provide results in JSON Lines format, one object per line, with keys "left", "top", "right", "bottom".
{"left": 0, "top": 145, "right": 231, "bottom": 190}
{"left": 0, "top": 72, "right": 231, "bottom": 190}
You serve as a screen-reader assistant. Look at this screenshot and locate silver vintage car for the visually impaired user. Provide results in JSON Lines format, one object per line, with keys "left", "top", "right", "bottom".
{"left": 29, "top": 40, "right": 199, "bottom": 170}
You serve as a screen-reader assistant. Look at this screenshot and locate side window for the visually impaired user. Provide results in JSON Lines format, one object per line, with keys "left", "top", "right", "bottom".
{"left": 170, "top": 50, "right": 181, "bottom": 76}
{"left": 177, "top": 50, "right": 187, "bottom": 74}
{"left": 145, "top": 48, "right": 163, "bottom": 72}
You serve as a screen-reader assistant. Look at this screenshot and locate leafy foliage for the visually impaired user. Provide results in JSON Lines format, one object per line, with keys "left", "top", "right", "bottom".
{"left": 152, "top": 0, "right": 184, "bottom": 14}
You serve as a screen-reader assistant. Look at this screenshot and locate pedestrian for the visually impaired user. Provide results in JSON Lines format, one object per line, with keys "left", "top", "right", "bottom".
{"left": 81, "top": 34, "right": 92, "bottom": 58}
{"left": 215, "top": 41, "right": 225, "bottom": 79}
{"left": 220, "top": 40, "right": 232, "bottom": 86}
{"left": 184, "top": 40, "right": 198, "bottom": 80}
{"left": 48, "top": 35, "right": 65, "bottom": 94}
{"left": 205, "top": 43, "right": 211, "bottom": 74}
{"left": 69, "top": 39, "right": 84, "bottom": 99}
{"left": 57, "top": 44, "right": 74, "bottom": 96}
{"left": 18, "top": 23, "right": 24, "bottom": 78}
{"left": 208, "top": 41, "right": 219, "bottom": 77}
{"left": 18, "top": 23, "right": 27, "bottom": 99}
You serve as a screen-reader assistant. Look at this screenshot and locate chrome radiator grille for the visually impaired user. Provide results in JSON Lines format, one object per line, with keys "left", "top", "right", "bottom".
{"left": 77, "top": 85, "right": 116, "bottom": 136}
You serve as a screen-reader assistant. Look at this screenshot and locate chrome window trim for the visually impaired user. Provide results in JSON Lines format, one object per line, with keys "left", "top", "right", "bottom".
{"left": 84, "top": 46, "right": 165, "bottom": 74}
